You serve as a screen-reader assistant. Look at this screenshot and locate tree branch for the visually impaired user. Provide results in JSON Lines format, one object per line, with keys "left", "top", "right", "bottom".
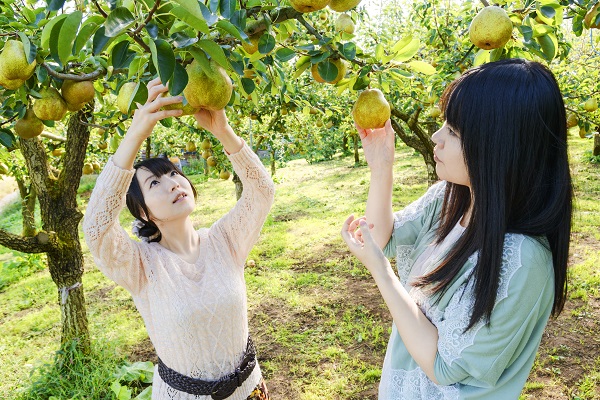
{"left": 0, "top": 114, "right": 18, "bottom": 127}
{"left": 0, "top": 228, "right": 58, "bottom": 253}
{"left": 93, "top": 0, "right": 108, "bottom": 18}
{"left": 42, "top": 64, "right": 105, "bottom": 81}
{"left": 41, "top": 131, "right": 67, "bottom": 142}
{"left": 132, "top": 0, "right": 161, "bottom": 35}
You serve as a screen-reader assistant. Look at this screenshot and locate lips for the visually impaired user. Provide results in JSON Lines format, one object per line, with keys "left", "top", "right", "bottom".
{"left": 172, "top": 192, "right": 188, "bottom": 203}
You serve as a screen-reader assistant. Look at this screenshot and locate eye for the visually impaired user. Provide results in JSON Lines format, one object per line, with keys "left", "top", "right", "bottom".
{"left": 149, "top": 179, "right": 159, "bottom": 188}
{"left": 170, "top": 170, "right": 179, "bottom": 176}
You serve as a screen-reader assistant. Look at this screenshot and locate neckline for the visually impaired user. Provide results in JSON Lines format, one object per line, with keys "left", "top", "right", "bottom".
{"left": 153, "top": 230, "right": 204, "bottom": 265}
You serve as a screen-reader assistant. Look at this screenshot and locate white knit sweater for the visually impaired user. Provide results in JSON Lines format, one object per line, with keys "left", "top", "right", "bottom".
{"left": 83, "top": 142, "right": 275, "bottom": 400}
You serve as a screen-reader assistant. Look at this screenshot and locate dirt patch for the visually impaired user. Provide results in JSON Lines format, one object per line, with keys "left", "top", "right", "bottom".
{"left": 127, "top": 336, "right": 157, "bottom": 364}
{"left": 272, "top": 210, "right": 309, "bottom": 222}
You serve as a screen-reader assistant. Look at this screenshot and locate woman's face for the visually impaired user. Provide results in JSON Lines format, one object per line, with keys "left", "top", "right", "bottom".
{"left": 135, "top": 168, "right": 196, "bottom": 223}
{"left": 431, "top": 122, "right": 470, "bottom": 187}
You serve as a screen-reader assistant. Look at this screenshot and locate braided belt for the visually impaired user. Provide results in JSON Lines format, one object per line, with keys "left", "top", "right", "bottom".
{"left": 157, "top": 337, "right": 257, "bottom": 400}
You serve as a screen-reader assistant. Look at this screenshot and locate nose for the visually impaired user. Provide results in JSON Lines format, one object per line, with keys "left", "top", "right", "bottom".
{"left": 431, "top": 128, "right": 442, "bottom": 145}
{"left": 165, "top": 176, "right": 180, "bottom": 191}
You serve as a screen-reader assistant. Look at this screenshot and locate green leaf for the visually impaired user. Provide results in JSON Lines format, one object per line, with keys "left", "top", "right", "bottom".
{"left": 473, "top": 49, "right": 490, "bottom": 66}
{"left": 93, "top": 26, "right": 113, "bottom": 55}
{"left": 536, "top": 33, "right": 557, "bottom": 60}
{"left": 130, "top": 82, "right": 148, "bottom": 113}
{"left": 57, "top": 11, "right": 82, "bottom": 66}
{"left": 317, "top": 60, "right": 339, "bottom": 82}
{"left": 337, "top": 42, "right": 356, "bottom": 60}
{"left": 128, "top": 56, "right": 148, "bottom": 79}
{"left": 518, "top": 25, "right": 533, "bottom": 41}
{"left": 188, "top": 47, "right": 211, "bottom": 73}
{"left": 391, "top": 36, "right": 420, "bottom": 62}
{"left": 241, "top": 77, "right": 255, "bottom": 94}
{"left": 216, "top": 20, "right": 246, "bottom": 41}
{"left": 275, "top": 48, "right": 295, "bottom": 62}
{"left": 74, "top": 21, "right": 99, "bottom": 54}
{"left": 353, "top": 75, "right": 370, "bottom": 90}
{"left": 169, "top": 63, "right": 188, "bottom": 96}
{"left": 17, "top": 32, "right": 36, "bottom": 65}
{"left": 220, "top": 0, "right": 236, "bottom": 19}
{"left": 46, "top": 0, "right": 66, "bottom": 12}
{"left": 0, "top": 129, "right": 16, "bottom": 149}
{"left": 134, "top": 387, "right": 152, "bottom": 400}
{"left": 199, "top": 2, "right": 218, "bottom": 26}
{"left": 197, "top": 39, "right": 229, "bottom": 69}
{"left": 258, "top": 34, "right": 276, "bottom": 54}
{"left": 539, "top": 5, "right": 556, "bottom": 18}
{"left": 105, "top": 7, "right": 135, "bottom": 37}
{"left": 408, "top": 60, "right": 435, "bottom": 75}
{"left": 111, "top": 40, "right": 136, "bottom": 69}
{"left": 170, "top": 5, "right": 209, "bottom": 34}
{"left": 375, "top": 43, "right": 385, "bottom": 62}
{"left": 49, "top": 18, "right": 66, "bottom": 66}
{"left": 149, "top": 39, "right": 176, "bottom": 85}
{"left": 389, "top": 69, "right": 413, "bottom": 80}
{"left": 41, "top": 14, "right": 67, "bottom": 50}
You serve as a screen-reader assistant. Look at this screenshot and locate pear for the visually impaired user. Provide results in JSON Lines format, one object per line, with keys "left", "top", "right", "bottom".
{"left": 566, "top": 113, "right": 578, "bottom": 128}
{"left": 352, "top": 88, "right": 391, "bottom": 129}
{"left": 0, "top": 40, "right": 37, "bottom": 81}
{"left": 207, "top": 156, "right": 217, "bottom": 167}
{"left": 311, "top": 58, "right": 347, "bottom": 84}
{"left": 201, "top": 150, "right": 211, "bottom": 159}
{"left": 584, "top": 3, "right": 600, "bottom": 29}
{"left": 160, "top": 93, "right": 199, "bottom": 115}
{"left": 82, "top": 163, "right": 94, "bottom": 175}
{"left": 469, "top": 6, "right": 513, "bottom": 50}
{"left": 183, "top": 59, "right": 233, "bottom": 111}
{"left": 186, "top": 141, "right": 197, "bottom": 152}
{"left": 14, "top": 108, "right": 45, "bottom": 139}
{"left": 219, "top": 170, "right": 231, "bottom": 180}
{"left": 584, "top": 98, "right": 598, "bottom": 112}
{"left": 429, "top": 105, "right": 442, "bottom": 118}
{"left": 201, "top": 138, "right": 212, "bottom": 150}
{"left": 0, "top": 75, "right": 25, "bottom": 90}
{"left": 289, "top": 0, "right": 330, "bottom": 13}
{"left": 335, "top": 14, "right": 355, "bottom": 34}
{"left": 328, "top": 0, "right": 361, "bottom": 12}
{"left": 61, "top": 80, "right": 95, "bottom": 111}
{"left": 33, "top": 88, "right": 68, "bottom": 121}
{"left": 242, "top": 35, "right": 260, "bottom": 54}
{"left": 117, "top": 82, "right": 138, "bottom": 115}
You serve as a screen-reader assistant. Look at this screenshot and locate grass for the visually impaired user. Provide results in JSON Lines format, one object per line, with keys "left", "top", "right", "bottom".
{"left": 0, "top": 135, "right": 598, "bottom": 399}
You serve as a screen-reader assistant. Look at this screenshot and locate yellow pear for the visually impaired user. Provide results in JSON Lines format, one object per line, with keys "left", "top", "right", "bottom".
{"left": 160, "top": 93, "right": 199, "bottom": 115}
{"left": 183, "top": 59, "right": 233, "bottom": 111}
{"left": 352, "top": 88, "right": 391, "bottom": 129}
{"left": 429, "top": 105, "right": 442, "bottom": 118}
{"left": 0, "top": 40, "right": 37, "bottom": 81}
{"left": 186, "top": 141, "right": 197, "bottom": 152}
{"left": 82, "top": 163, "right": 94, "bottom": 175}
{"left": 52, "top": 148, "right": 64, "bottom": 157}
{"left": 242, "top": 35, "right": 260, "bottom": 54}
{"left": 14, "top": 108, "right": 45, "bottom": 139}
{"left": 584, "top": 3, "right": 600, "bottom": 29}
{"left": 566, "top": 113, "right": 578, "bottom": 128}
{"left": 201, "top": 149, "right": 211, "bottom": 159}
{"left": 33, "top": 88, "right": 68, "bottom": 121}
{"left": 584, "top": 98, "right": 598, "bottom": 112}
{"left": 469, "top": 6, "right": 513, "bottom": 50}
{"left": 61, "top": 80, "right": 95, "bottom": 111}
{"left": 207, "top": 156, "right": 217, "bottom": 167}
{"left": 335, "top": 14, "right": 355, "bottom": 34}
{"left": 0, "top": 74, "right": 25, "bottom": 90}
{"left": 311, "top": 58, "right": 347, "bottom": 84}
{"left": 219, "top": 170, "right": 231, "bottom": 180}
{"left": 289, "top": 0, "right": 330, "bottom": 13}
{"left": 201, "top": 138, "right": 212, "bottom": 150}
{"left": 117, "top": 82, "right": 138, "bottom": 115}
{"left": 328, "top": 0, "right": 361, "bottom": 12}
{"left": 98, "top": 141, "right": 108, "bottom": 150}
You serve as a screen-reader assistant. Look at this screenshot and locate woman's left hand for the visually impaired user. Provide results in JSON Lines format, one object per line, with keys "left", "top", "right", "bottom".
{"left": 193, "top": 108, "right": 230, "bottom": 136}
{"left": 341, "top": 215, "right": 388, "bottom": 273}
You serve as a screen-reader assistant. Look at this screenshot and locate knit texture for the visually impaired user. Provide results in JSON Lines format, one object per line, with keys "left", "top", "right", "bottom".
{"left": 83, "top": 142, "right": 275, "bottom": 400}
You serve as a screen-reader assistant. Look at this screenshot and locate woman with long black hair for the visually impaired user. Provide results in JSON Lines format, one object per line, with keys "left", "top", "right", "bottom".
{"left": 342, "top": 59, "right": 573, "bottom": 399}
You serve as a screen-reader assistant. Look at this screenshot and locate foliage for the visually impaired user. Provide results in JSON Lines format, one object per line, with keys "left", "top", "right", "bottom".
{"left": 0, "top": 252, "right": 45, "bottom": 291}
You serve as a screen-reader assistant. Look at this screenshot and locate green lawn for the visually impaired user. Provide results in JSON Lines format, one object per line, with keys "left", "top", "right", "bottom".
{"left": 0, "top": 135, "right": 598, "bottom": 399}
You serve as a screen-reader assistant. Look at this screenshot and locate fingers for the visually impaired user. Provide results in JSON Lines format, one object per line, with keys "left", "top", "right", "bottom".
{"left": 358, "top": 220, "right": 375, "bottom": 244}
{"left": 146, "top": 83, "right": 170, "bottom": 104}
{"left": 348, "top": 215, "right": 365, "bottom": 232}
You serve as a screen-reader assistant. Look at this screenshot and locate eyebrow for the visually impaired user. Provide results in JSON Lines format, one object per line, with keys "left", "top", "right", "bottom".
{"left": 143, "top": 174, "right": 158, "bottom": 185}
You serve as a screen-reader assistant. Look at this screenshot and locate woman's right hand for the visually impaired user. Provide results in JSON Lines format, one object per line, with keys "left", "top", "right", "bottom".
{"left": 356, "top": 119, "right": 395, "bottom": 170}
{"left": 126, "top": 78, "right": 184, "bottom": 141}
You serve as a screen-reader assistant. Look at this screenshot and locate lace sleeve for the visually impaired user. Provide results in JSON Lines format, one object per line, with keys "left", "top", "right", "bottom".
{"left": 383, "top": 180, "right": 447, "bottom": 258}
{"left": 82, "top": 158, "right": 147, "bottom": 294}
{"left": 211, "top": 142, "right": 275, "bottom": 266}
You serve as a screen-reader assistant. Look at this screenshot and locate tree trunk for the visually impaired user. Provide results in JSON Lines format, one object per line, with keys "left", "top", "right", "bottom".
{"left": 270, "top": 149, "right": 276, "bottom": 176}
{"left": 342, "top": 135, "right": 348, "bottom": 153}
{"left": 233, "top": 172, "right": 243, "bottom": 201}
{"left": 145, "top": 137, "right": 152, "bottom": 159}
{"left": 14, "top": 108, "right": 92, "bottom": 353}
{"left": 16, "top": 177, "right": 37, "bottom": 237}
{"left": 353, "top": 134, "right": 359, "bottom": 165}
{"left": 593, "top": 133, "right": 600, "bottom": 156}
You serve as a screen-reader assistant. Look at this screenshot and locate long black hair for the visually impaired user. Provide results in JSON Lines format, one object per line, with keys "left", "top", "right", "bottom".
{"left": 126, "top": 157, "right": 197, "bottom": 243}
{"left": 416, "top": 59, "right": 573, "bottom": 330}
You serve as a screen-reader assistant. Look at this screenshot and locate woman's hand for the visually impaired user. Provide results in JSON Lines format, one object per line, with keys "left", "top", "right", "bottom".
{"left": 356, "top": 119, "right": 395, "bottom": 170}
{"left": 126, "top": 78, "right": 184, "bottom": 141}
{"left": 193, "top": 108, "right": 230, "bottom": 136}
{"left": 341, "top": 215, "right": 389, "bottom": 275}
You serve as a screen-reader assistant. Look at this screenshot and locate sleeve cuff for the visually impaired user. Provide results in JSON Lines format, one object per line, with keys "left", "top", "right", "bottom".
{"left": 225, "top": 139, "right": 260, "bottom": 166}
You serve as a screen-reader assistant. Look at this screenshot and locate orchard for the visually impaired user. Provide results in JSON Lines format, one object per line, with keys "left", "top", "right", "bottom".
{"left": 0, "top": 0, "right": 599, "bottom": 398}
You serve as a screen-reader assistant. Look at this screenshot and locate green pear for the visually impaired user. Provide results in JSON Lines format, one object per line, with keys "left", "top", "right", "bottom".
{"left": 14, "top": 108, "right": 45, "bottom": 139}
{"left": 328, "top": 0, "right": 361, "bottom": 12}
{"left": 117, "top": 82, "right": 138, "bottom": 115}
{"left": 0, "top": 74, "right": 25, "bottom": 90}
{"left": 311, "top": 58, "right": 347, "bottom": 84}
{"left": 584, "top": 98, "right": 598, "bottom": 112}
{"left": 335, "top": 14, "right": 355, "bottom": 34}
{"left": 61, "top": 80, "right": 95, "bottom": 111}
{"left": 183, "top": 59, "right": 233, "bottom": 111}
{"left": 161, "top": 93, "right": 199, "bottom": 115}
{"left": 0, "top": 40, "right": 37, "bottom": 81}
{"left": 33, "top": 88, "right": 68, "bottom": 121}
{"left": 469, "top": 6, "right": 513, "bottom": 50}
{"left": 241, "top": 35, "right": 260, "bottom": 54}
{"left": 352, "top": 89, "right": 391, "bottom": 129}
{"left": 289, "top": 0, "right": 329, "bottom": 13}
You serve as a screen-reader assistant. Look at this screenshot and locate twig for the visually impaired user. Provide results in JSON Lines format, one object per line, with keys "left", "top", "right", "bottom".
{"left": 42, "top": 64, "right": 105, "bottom": 81}
{"left": 457, "top": 44, "right": 475, "bottom": 67}
{"left": 41, "top": 131, "right": 66, "bottom": 142}
{"left": 132, "top": 0, "right": 161, "bottom": 35}
{"left": 0, "top": 115, "right": 18, "bottom": 127}
{"left": 93, "top": 0, "right": 108, "bottom": 18}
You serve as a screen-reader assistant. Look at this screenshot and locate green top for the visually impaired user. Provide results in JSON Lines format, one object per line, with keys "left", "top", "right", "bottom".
{"left": 380, "top": 181, "right": 554, "bottom": 399}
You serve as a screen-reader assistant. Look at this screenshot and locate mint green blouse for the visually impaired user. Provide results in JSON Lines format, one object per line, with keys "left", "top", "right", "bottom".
{"left": 380, "top": 181, "right": 554, "bottom": 399}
